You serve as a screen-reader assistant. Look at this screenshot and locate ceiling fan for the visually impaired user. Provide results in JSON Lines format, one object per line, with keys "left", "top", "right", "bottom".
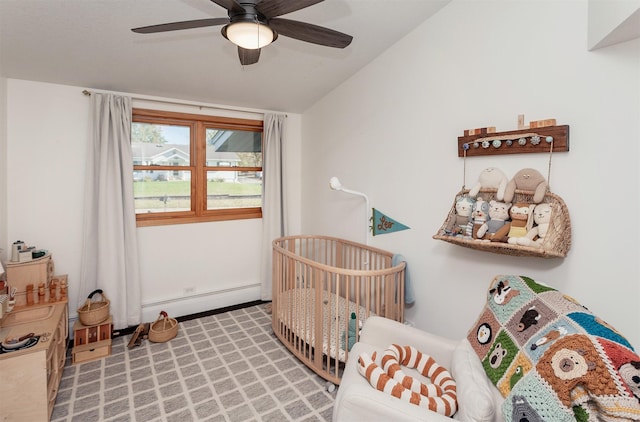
{"left": 131, "top": 0, "right": 353, "bottom": 66}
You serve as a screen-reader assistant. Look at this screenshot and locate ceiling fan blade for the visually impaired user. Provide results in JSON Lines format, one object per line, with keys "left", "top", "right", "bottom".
{"left": 256, "top": 0, "right": 324, "bottom": 18}
{"left": 210, "top": 0, "right": 245, "bottom": 15}
{"left": 238, "top": 47, "right": 261, "bottom": 65}
{"left": 268, "top": 18, "right": 352, "bottom": 48}
{"left": 132, "top": 18, "right": 229, "bottom": 34}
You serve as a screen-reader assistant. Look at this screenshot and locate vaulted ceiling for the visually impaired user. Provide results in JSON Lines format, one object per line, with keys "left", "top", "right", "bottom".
{"left": 0, "top": 0, "right": 450, "bottom": 112}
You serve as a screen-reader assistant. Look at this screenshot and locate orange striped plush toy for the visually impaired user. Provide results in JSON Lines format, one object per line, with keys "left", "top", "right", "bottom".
{"left": 357, "top": 344, "right": 458, "bottom": 417}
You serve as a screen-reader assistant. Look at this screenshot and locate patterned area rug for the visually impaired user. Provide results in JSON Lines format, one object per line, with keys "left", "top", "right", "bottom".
{"left": 51, "top": 303, "right": 336, "bottom": 421}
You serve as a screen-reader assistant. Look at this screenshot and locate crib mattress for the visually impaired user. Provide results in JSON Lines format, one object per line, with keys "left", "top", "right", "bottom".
{"left": 277, "top": 288, "right": 372, "bottom": 362}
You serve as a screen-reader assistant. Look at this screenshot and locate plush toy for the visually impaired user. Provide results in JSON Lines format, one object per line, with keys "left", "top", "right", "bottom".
{"left": 516, "top": 203, "right": 552, "bottom": 248}
{"left": 477, "top": 200, "right": 512, "bottom": 242}
{"left": 507, "top": 202, "right": 536, "bottom": 244}
{"left": 342, "top": 312, "right": 362, "bottom": 351}
{"left": 503, "top": 168, "right": 548, "bottom": 204}
{"left": 469, "top": 167, "right": 508, "bottom": 201}
{"left": 468, "top": 197, "right": 490, "bottom": 239}
{"left": 445, "top": 194, "right": 475, "bottom": 236}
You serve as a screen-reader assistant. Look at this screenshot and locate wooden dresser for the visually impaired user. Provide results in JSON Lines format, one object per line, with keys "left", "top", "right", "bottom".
{"left": 0, "top": 301, "right": 68, "bottom": 420}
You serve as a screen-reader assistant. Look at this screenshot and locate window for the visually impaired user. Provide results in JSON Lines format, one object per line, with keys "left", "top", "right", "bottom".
{"left": 131, "top": 108, "right": 263, "bottom": 227}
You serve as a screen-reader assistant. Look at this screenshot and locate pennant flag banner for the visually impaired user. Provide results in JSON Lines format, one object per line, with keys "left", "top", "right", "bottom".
{"left": 371, "top": 208, "right": 410, "bottom": 236}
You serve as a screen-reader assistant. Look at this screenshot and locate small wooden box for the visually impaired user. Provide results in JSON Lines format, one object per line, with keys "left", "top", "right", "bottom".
{"left": 5, "top": 254, "right": 54, "bottom": 306}
{"left": 73, "top": 315, "right": 112, "bottom": 347}
{"left": 72, "top": 339, "right": 112, "bottom": 364}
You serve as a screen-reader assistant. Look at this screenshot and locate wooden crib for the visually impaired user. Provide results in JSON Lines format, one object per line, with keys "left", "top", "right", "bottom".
{"left": 271, "top": 235, "right": 406, "bottom": 385}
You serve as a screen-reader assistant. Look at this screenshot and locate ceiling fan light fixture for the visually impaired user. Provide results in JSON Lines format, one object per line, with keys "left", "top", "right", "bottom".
{"left": 225, "top": 21, "right": 274, "bottom": 49}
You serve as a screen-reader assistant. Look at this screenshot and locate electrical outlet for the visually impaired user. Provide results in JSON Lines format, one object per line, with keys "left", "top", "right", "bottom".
{"left": 183, "top": 287, "right": 196, "bottom": 295}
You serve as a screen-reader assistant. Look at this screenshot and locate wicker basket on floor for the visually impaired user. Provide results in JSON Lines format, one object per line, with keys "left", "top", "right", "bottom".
{"left": 148, "top": 311, "right": 178, "bottom": 343}
{"left": 433, "top": 188, "right": 571, "bottom": 258}
{"left": 77, "top": 289, "right": 110, "bottom": 326}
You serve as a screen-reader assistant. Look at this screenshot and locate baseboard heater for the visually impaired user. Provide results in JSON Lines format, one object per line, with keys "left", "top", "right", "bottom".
{"left": 67, "top": 283, "right": 262, "bottom": 338}
{"left": 141, "top": 283, "right": 260, "bottom": 309}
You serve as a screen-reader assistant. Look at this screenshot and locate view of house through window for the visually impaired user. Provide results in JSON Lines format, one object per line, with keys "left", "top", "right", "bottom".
{"left": 131, "top": 109, "right": 263, "bottom": 226}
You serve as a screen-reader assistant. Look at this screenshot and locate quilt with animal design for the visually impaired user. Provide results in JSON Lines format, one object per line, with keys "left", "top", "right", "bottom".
{"left": 468, "top": 275, "right": 640, "bottom": 421}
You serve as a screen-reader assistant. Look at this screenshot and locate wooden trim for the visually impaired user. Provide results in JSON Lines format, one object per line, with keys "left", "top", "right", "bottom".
{"left": 136, "top": 209, "right": 262, "bottom": 227}
{"left": 195, "top": 121, "right": 206, "bottom": 213}
{"left": 457, "top": 125, "right": 569, "bottom": 157}
{"left": 134, "top": 165, "right": 191, "bottom": 171}
{"left": 133, "top": 108, "right": 264, "bottom": 131}
{"left": 204, "top": 166, "right": 262, "bottom": 172}
{"left": 132, "top": 108, "right": 263, "bottom": 226}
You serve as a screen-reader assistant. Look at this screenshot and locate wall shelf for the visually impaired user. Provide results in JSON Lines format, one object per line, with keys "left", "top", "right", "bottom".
{"left": 457, "top": 125, "right": 570, "bottom": 157}
{"left": 433, "top": 189, "right": 572, "bottom": 258}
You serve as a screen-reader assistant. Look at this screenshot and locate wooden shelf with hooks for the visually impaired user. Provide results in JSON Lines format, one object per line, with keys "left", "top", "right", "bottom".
{"left": 457, "top": 125, "right": 570, "bottom": 157}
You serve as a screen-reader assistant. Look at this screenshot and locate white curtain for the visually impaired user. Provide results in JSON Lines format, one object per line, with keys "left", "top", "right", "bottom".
{"left": 79, "top": 93, "right": 142, "bottom": 329}
{"left": 260, "top": 113, "right": 288, "bottom": 301}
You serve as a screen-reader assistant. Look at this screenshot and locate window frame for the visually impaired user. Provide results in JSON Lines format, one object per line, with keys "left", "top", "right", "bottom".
{"left": 132, "top": 108, "right": 264, "bottom": 227}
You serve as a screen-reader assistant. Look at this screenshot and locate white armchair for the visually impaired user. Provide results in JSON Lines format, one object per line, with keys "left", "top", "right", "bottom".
{"left": 333, "top": 316, "right": 504, "bottom": 422}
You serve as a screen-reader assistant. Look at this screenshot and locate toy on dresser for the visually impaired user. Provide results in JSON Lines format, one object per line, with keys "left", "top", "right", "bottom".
{"left": 4, "top": 253, "right": 62, "bottom": 307}
{"left": 49, "top": 279, "right": 58, "bottom": 302}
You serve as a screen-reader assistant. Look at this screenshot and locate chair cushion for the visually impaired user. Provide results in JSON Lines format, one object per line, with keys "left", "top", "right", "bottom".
{"left": 451, "top": 339, "right": 504, "bottom": 422}
{"left": 334, "top": 342, "right": 455, "bottom": 422}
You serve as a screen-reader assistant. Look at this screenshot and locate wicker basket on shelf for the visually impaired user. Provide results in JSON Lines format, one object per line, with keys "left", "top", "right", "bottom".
{"left": 148, "top": 311, "right": 179, "bottom": 343}
{"left": 77, "top": 289, "right": 110, "bottom": 325}
{"left": 433, "top": 188, "right": 571, "bottom": 258}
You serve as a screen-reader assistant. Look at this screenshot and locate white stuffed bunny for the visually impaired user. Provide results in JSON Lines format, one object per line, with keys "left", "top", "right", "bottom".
{"left": 516, "top": 203, "right": 552, "bottom": 248}
{"left": 469, "top": 167, "right": 508, "bottom": 201}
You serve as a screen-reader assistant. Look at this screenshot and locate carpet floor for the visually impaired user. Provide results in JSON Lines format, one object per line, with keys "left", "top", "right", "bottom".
{"left": 51, "top": 303, "right": 337, "bottom": 422}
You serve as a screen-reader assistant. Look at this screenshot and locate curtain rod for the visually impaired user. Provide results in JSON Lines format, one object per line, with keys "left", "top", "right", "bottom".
{"left": 82, "top": 89, "right": 287, "bottom": 117}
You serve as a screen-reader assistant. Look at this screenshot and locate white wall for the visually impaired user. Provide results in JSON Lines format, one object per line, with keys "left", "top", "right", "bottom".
{"left": 0, "top": 77, "right": 7, "bottom": 266}
{"left": 302, "top": 0, "right": 640, "bottom": 348}
{"left": 4, "top": 79, "right": 302, "bottom": 324}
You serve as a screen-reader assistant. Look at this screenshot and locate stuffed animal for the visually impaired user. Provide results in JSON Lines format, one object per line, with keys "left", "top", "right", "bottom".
{"left": 445, "top": 194, "right": 475, "bottom": 236}
{"left": 507, "top": 202, "right": 536, "bottom": 244}
{"left": 477, "top": 200, "right": 512, "bottom": 242}
{"left": 468, "top": 197, "right": 490, "bottom": 239}
{"left": 516, "top": 203, "right": 552, "bottom": 248}
{"left": 469, "top": 167, "right": 508, "bottom": 201}
{"left": 503, "top": 168, "right": 548, "bottom": 204}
